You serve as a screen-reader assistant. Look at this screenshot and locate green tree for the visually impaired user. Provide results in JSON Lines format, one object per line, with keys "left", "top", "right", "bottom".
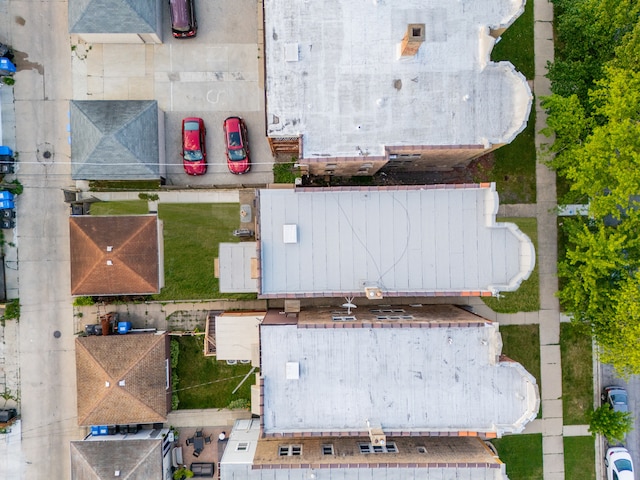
{"left": 588, "top": 405, "right": 633, "bottom": 443}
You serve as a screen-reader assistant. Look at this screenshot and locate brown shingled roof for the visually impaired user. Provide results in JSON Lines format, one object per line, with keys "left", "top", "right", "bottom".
{"left": 75, "top": 333, "right": 170, "bottom": 426}
{"left": 70, "top": 215, "right": 160, "bottom": 296}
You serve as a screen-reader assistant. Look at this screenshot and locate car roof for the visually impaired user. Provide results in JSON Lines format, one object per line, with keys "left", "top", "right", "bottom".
{"left": 169, "top": 0, "right": 191, "bottom": 29}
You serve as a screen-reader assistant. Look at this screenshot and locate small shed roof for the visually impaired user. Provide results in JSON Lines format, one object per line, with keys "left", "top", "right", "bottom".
{"left": 70, "top": 100, "right": 161, "bottom": 180}
{"left": 69, "top": 0, "right": 159, "bottom": 34}
{"left": 218, "top": 242, "right": 259, "bottom": 293}
{"left": 215, "top": 312, "right": 263, "bottom": 361}
{"left": 258, "top": 184, "right": 534, "bottom": 297}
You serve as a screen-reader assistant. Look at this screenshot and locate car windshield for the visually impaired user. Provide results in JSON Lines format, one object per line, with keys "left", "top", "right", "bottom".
{"left": 228, "top": 148, "right": 246, "bottom": 161}
{"left": 185, "top": 121, "right": 200, "bottom": 131}
{"left": 184, "top": 150, "right": 203, "bottom": 161}
{"left": 615, "top": 459, "right": 633, "bottom": 472}
{"left": 612, "top": 392, "right": 628, "bottom": 404}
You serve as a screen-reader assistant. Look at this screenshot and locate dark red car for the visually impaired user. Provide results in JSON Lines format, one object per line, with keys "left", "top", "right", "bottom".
{"left": 182, "top": 117, "right": 207, "bottom": 175}
{"left": 169, "top": 0, "right": 197, "bottom": 38}
{"left": 223, "top": 117, "right": 251, "bottom": 174}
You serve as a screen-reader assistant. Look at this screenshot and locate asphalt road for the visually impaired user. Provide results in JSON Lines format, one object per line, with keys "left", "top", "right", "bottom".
{"left": 2, "top": 1, "right": 85, "bottom": 478}
{"left": 600, "top": 363, "right": 640, "bottom": 475}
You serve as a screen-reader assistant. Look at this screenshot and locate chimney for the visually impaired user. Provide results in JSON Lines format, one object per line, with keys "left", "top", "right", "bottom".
{"left": 400, "top": 24, "right": 425, "bottom": 57}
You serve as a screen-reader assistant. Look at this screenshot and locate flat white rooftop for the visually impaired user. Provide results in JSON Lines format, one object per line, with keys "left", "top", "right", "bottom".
{"left": 261, "top": 321, "right": 539, "bottom": 436}
{"left": 258, "top": 184, "right": 535, "bottom": 298}
{"left": 264, "top": 0, "right": 531, "bottom": 159}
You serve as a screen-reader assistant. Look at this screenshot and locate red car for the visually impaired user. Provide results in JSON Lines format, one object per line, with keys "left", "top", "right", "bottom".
{"left": 223, "top": 117, "right": 251, "bottom": 174}
{"left": 182, "top": 117, "right": 207, "bottom": 175}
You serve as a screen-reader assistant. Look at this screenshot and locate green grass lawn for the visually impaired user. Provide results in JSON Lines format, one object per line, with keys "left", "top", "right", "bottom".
{"left": 491, "top": 0, "right": 534, "bottom": 80}
{"left": 492, "top": 434, "right": 543, "bottom": 480}
{"left": 564, "top": 436, "right": 596, "bottom": 480}
{"left": 498, "top": 325, "right": 541, "bottom": 402}
{"left": 90, "top": 200, "right": 150, "bottom": 215}
{"left": 91, "top": 201, "right": 257, "bottom": 300}
{"left": 155, "top": 203, "right": 245, "bottom": 300}
{"left": 490, "top": 107, "right": 537, "bottom": 204}
{"left": 483, "top": 218, "right": 539, "bottom": 313}
{"left": 173, "top": 336, "right": 255, "bottom": 409}
{"left": 560, "top": 322, "right": 594, "bottom": 424}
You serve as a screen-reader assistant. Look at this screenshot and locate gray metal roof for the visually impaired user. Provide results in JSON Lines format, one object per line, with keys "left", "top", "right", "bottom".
{"left": 264, "top": 0, "right": 531, "bottom": 159}
{"left": 219, "top": 242, "right": 259, "bottom": 293}
{"left": 69, "top": 0, "right": 159, "bottom": 34}
{"left": 258, "top": 185, "right": 535, "bottom": 297}
{"left": 224, "top": 465, "right": 508, "bottom": 480}
{"left": 260, "top": 322, "right": 539, "bottom": 436}
{"left": 70, "top": 100, "right": 161, "bottom": 180}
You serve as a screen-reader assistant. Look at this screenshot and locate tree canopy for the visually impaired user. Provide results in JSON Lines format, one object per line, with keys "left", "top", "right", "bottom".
{"left": 545, "top": 0, "right": 640, "bottom": 376}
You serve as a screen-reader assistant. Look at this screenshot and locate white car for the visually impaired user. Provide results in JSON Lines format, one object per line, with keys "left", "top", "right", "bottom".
{"left": 606, "top": 447, "right": 635, "bottom": 480}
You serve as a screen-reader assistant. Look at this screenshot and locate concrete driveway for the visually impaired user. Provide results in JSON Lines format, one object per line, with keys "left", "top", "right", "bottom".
{"left": 71, "top": 0, "right": 273, "bottom": 188}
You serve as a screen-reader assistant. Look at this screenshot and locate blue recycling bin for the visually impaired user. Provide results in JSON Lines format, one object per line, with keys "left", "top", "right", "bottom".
{"left": 0, "top": 191, "right": 14, "bottom": 201}
{"left": 0, "top": 200, "right": 14, "bottom": 210}
{"left": 90, "top": 425, "right": 100, "bottom": 436}
{"left": 0, "top": 58, "right": 15, "bottom": 76}
{"left": 118, "top": 322, "right": 132, "bottom": 334}
{"left": 99, "top": 425, "right": 108, "bottom": 436}
{"left": 0, "top": 146, "right": 13, "bottom": 157}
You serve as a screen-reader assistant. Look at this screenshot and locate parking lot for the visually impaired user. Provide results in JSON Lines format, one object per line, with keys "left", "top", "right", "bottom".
{"left": 70, "top": 0, "right": 274, "bottom": 187}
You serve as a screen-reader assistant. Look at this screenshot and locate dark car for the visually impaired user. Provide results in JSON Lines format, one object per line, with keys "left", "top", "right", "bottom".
{"left": 223, "top": 117, "right": 251, "bottom": 174}
{"left": 602, "top": 386, "right": 628, "bottom": 413}
{"left": 169, "top": 0, "right": 197, "bottom": 38}
{"left": 182, "top": 117, "right": 207, "bottom": 175}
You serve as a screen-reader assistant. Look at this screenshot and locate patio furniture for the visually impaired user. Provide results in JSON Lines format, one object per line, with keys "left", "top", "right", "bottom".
{"left": 192, "top": 450, "right": 200, "bottom": 458}
{"left": 171, "top": 447, "right": 184, "bottom": 468}
{"left": 186, "top": 438, "right": 192, "bottom": 446}
{"left": 190, "top": 462, "right": 215, "bottom": 477}
{"left": 193, "top": 436, "right": 205, "bottom": 453}
{"left": 195, "top": 428, "right": 203, "bottom": 437}
{"left": 204, "top": 435, "right": 212, "bottom": 445}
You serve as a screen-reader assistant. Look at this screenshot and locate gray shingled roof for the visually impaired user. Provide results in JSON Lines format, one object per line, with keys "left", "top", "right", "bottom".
{"left": 260, "top": 322, "right": 539, "bottom": 436}
{"left": 71, "top": 100, "right": 161, "bottom": 180}
{"left": 69, "top": 0, "right": 159, "bottom": 34}
{"left": 257, "top": 185, "right": 535, "bottom": 297}
{"left": 70, "top": 439, "right": 162, "bottom": 479}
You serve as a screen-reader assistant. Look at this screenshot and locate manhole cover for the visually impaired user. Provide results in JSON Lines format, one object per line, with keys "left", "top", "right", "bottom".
{"left": 53, "top": 330, "right": 61, "bottom": 338}
{"left": 37, "top": 142, "right": 54, "bottom": 164}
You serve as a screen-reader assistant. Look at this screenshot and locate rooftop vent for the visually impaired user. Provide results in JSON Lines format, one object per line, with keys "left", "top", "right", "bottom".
{"left": 106, "top": 246, "right": 113, "bottom": 252}
{"left": 105, "top": 381, "right": 110, "bottom": 387}
{"left": 364, "top": 286, "right": 383, "bottom": 300}
{"left": 284, "top": 43, "right": 299, "bottom": 62}
{"left": 106, "top": 260, "right": 113, "bottom": 266}
{"left": 283, "top": 224, "right": 298, "bottom": 244}
{"left": 118, "top": 380, "right": 125, "bottom": 386}
{"left": 286, "top": 361, "right": 299, "bottom": 380}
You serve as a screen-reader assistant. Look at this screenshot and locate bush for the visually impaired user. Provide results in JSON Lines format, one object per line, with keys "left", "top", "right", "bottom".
{"left": 73, "top": 296, "right": 94, "bottom": 307}
{"left": 3, "top": 299, "right": 19, "bottom": 320}
{"left": 227, "top": 398, "right": 250, "bottom": 410}
{"left": 1, "top": 77, "right": 15, "bottom": 86}
{"left": 170, "top": 339, "right": 180, "bottom": 369}
{"left": 273, "top": 160, "right": 298, "bottom": 183}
